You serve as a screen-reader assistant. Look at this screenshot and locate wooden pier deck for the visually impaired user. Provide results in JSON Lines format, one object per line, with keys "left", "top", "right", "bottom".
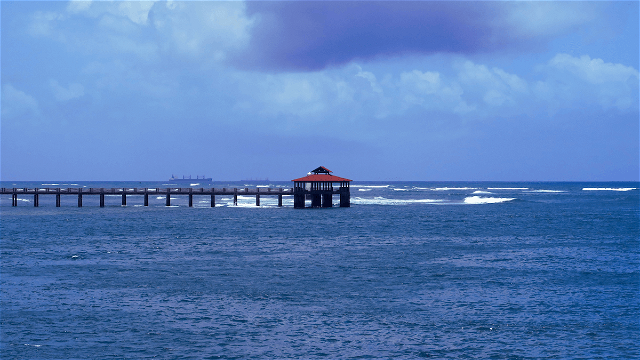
{"left": 1, "top": 187, "right": 294, "bottom": 207}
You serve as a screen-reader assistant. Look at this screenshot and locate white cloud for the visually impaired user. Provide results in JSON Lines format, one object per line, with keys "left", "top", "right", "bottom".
{"left": 398, "top": 69, "right": 473, "bottom": 114}
{"left": 66, "top": 0, "right": 92, "bottom": 14}
{"left": 498, "top": 2, "right": 599, "bottom": 39}
{"left": 49, "top": 80, "right": 85, "bottom": 101}
{"left": 28, "top": 11, "right": 66, "bottom": 37}
{"left": 541, "top": 54, "right": 639, "bottom": 111}
{"left": 355, "top": 66, "right": 383, "bottom": 94}
{"left": 154, "top": 2, "right": 255, "bottom": 60}
{"left": 117, "top": 1, "right": 155, "bottom": 25}
{"left": 1, "top": 84, "right": 40, "bottom": 120}
{"left": 548, "top": 54, "right": 639, "bottom": 85}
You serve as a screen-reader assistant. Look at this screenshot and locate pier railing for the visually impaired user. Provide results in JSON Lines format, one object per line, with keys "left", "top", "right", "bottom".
{"left": 1, "top": 187, "right": 297, "bottom": 207}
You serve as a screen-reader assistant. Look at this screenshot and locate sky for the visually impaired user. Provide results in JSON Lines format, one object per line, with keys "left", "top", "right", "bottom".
{"left": 1, "top": 0, "right": 638, "bottom": 181}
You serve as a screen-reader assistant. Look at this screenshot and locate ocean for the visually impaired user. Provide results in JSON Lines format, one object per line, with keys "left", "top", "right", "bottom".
{"left": 1, "top": 181, "right": 638, "bottom": 359}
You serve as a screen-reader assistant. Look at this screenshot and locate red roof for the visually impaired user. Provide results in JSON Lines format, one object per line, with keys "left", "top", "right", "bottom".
{"left": 292, "top": 174, "right": 352, "bottom": 182}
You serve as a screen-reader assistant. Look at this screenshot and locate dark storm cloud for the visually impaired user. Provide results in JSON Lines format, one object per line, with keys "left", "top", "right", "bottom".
{"left": 232, "top": 1, "right": 556, "bottom": 71}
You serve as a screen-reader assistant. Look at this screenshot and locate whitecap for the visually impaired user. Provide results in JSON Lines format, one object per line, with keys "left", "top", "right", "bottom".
{"left": 433, "top": 187, "right": 478, "bottom": 191}
{"left": 463, "top": 196, "right": 515, "bottom": 204}
{"left": 352, "top": 196, "right": 443, "bottom": 205}
{"left": 529, "top": 190, "right": 565, "bottom": 193}
{"left": 190, "top": 183, "right": 200, "bottom": 187}
{"left": 473, "top": 190, "right": 492, "bottom": 194}
{"left": 353, "top": 185, "right": 390, "bottom": 188}
{"left": 487, "top": 187, "right": 528, "bottom": 190}
{"left": 583, "top": 188, "right": 636, "bottom": 191}
{"left": 358, "top": 189, "right": 373, "bottom": 192}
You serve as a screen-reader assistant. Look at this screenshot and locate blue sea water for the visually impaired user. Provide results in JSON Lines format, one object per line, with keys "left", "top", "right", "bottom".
{"left": 1, "top": 181, "right": 638, "bottom": 359}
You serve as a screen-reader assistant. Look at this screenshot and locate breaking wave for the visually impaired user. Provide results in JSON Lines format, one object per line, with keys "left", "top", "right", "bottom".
{"left": 583, "top": 188, "right": 637, "bottom": 192}
{"left": 463, "top": 196, "right": 515, "bottom": 204}
{"left": 352, "top": 197, "right": 443, "bottom": 205}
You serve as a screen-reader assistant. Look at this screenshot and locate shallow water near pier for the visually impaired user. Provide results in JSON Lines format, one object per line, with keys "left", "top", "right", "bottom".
{"left": 1, "top": 181, "right": 638, "bottom": 359}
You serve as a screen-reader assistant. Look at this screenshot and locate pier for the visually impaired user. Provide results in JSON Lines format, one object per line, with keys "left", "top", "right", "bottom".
{"left": 2, "top": 166, "right": 352, "bottom": 209}
{"left": 1, "top": 187, "right": 291, "bottom": 207}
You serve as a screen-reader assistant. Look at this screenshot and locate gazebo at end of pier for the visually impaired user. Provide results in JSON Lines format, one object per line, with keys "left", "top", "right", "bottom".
{"left": 292, "top": 167, "right": 352, "bottom": 208}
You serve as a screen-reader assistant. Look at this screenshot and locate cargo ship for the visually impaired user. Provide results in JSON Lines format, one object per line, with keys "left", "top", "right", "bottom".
{"left": 169, "top": 175, "right": 212, "bottom": 182}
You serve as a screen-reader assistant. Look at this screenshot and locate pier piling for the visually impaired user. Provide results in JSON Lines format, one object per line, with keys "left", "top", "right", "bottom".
{"left": 2, "top": 186, "right": 299, "bottom": 208}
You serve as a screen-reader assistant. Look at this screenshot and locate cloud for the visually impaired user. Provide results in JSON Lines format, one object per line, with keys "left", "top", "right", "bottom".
{"left": 235, "top": 2, "right": 606, "bottom": 71}
{"left": 1, "top": 84, "right": 40, "bottom": 120}
{"left": 28, "top": 10, "right": 66, "bottom": 37}
{"left": 495, "top": 2, "right": 598, "bottom": 39}
{"left": 398, "top": 70, "right": 473, "bottom": 114}
{"left": 548, "top": 54, "right": 639, "bottom": 84}
{"left": 49, "top": 80, "right": 85, "bottom": 101}
{"left": 153, "top": 1, "right": 255, "bottom": 61}
{"left": 30, "top": 1, "right": 255, "bottom": 65}
{"left": 539, "top": 54, "right": 639, "bottom": 111}
{"left": 66, "top": 0, "right": 92, "bottom": 14}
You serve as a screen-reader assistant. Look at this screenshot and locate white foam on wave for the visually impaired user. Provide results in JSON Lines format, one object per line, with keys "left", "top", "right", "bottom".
{"left": 42, "top": 183, "right": 60, "bottom": 186}
{"left": 473, "top": 190, "right": 492, "bottom": 194}
{"left": 529, "top": 189, "right": 565, "bottom": 193}
{"left": 392, "top": 188, "right": 411, "bottom": 191}
{"left": 352, "top": 196, "right": 443, "bottom": 205}
{"left": 463, "top": 196, "right": 515, "bottom": 204}
{"left": 190, "top": 183, "right": 200, "bottom": 187}
{"left": 583, "top": 187, "right": 637, "bottom": 192}
{"left": 433, "top": 187, "right": 478, "bottom": 191}
{"left": 358, "top": 189, "right": 373, "bottom": 192}
{"left": 354, "top": 185, "right": 390, "bottom": 188}
{"left": 487, "top": 187, "right": 528, "bottom": 190}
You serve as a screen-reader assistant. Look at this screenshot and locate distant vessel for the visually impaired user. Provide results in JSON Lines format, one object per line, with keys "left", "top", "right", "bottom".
{"left": 169, "top": 175, "right": 212, "bottom": 182}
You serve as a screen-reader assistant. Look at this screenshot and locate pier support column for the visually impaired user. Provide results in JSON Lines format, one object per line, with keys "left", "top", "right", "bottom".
{"left": 256, "top": 194, "right": 260, "bottom": 206}
{"left": 34, "top": 193, "right": 39, "bottom": 207}
{"left": 278, "top": 194, "right": 283, "bottom": 207}
{"left": 12, "top": 191, "right": 17, "bottom": 206}
{"left": 211, "top": 193, "right": 215, "bottom": 207}
{"left": 234, "top": 188, "right": 238, "bottom": 206}
{"left": 78, "top": 188, "right": 83, "bottom": 207}
{"left": 122, "top": 192, "right": 126, "bottom": 206}
{"left": 166, "top": 189, "right": 171, "bottom": 206}
{"left": 189, "top": 189, "right": 193, "bottom": 207}
{"left": 293, "top": 192, "right": 305, "bottom": 208}
{"left": 339, "top": 190, "right": 350, "bottom": 207}
{"left": 311, "top": 193, "right": 321, "bottom": 208}
{"left": 100, "top": 193, "right": 105, "bottom": 207}
{"left": 56, "top": 192, "right": 61, "bottom": 207}
{"left": 322, "top": 193, "right": 332, "bottom": 208}
{"left": 144, "top": 191, "right": 149, "bottom": 206}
